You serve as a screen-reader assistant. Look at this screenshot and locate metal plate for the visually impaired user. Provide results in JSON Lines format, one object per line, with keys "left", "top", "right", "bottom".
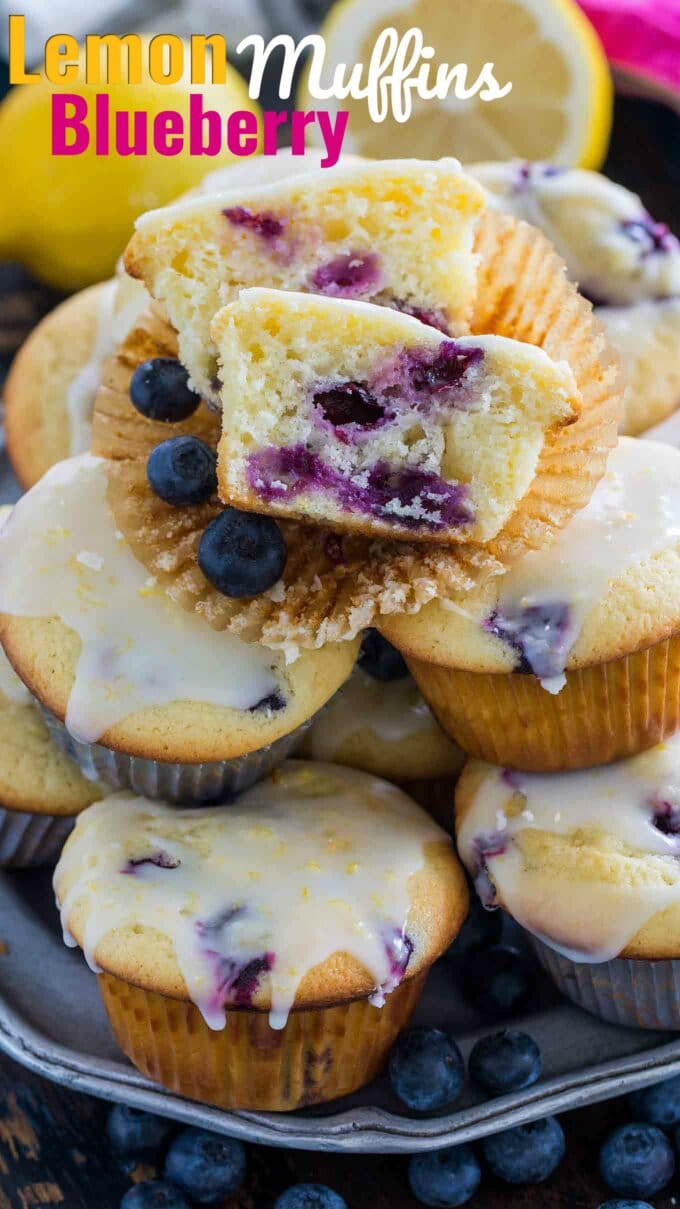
{"left": 1, "top": 868, "right": 679, "bottom": 1153}
{"left": 1, "top": 438, "right": 680, "bottom": 1151}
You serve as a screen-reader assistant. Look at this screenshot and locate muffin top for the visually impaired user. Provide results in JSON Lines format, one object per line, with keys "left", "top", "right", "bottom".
{"left": 55, "top": 761, "right": 466, "bottom": 1027}
{"left": 471, "top": 161, "right": 680, "bottom": 307}
{"left": 0, "top": 455, "right": 356, "bottom": 761}
{"left": 380, "top": 438, "right": 680, "bottom": 687}
{"left": 299, "top": 661, "right": 463, "bottom": 781}
{"left": 456, "top": 732, "right": 680, "bottom": 961}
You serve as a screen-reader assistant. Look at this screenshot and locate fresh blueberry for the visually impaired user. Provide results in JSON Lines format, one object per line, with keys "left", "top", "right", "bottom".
{"left": 389, "top": 1027, "right": 465, "bottom": 1112}
{"left": 130, "top": 358, "right": 201, "bottom": 422}
{"left": 460, "top": 943, "right": 535, "bottom": 1019}
{"left": 443, "top": 891, "right": 503, "bottom": 961}
{"left": 198, "top": 507, "right": 287, "bottom": 598}
{"left": 147, "top": 436, "right": 217, "bottom": 506}
{"left": 359, "top": 629, "right": 409, "bottom": 681}
{"left": 629, "top": 1074, "right": 680, "bottom": 1127}
{"left": 599, "top": 1123, "right": 674, "bottom": 1198}
{"left": 107, "top": 1104, "right": 173, "bottom": 1162}
{"left": 274, "top": 1185, "right": 348, "bottom": 1209}
{"left": 481, "top": 1116, "right": 565, "bottom": 1184}
{"left": 163, "top": 1128, "right": 247, "bottom": 1205}
{"left": 120, "top": 1182, "right": 191, "bottom": 1209}
{"left": 408, "top": 1145, "right": 482, "bottom": 1206}
{"left": 597, "top": 1202, "right": 654, "bottom": 1209}
{"left": 469, "top": 1030, "right": 542, "bottom": 1095}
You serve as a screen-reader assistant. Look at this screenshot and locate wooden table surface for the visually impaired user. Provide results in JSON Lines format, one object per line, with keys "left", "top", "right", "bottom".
{"left": 0, "top": 92, "right": 679, "bottom": 1208}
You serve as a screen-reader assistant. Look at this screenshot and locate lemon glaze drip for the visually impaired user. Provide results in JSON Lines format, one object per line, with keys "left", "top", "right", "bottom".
{"left": 458, "top": 731, "right": 680, "bottom": 963}
{"left": 0, "top": 455, "right": 280, "bottom": 742}
{"left": 55, "top": 763, "right": 447, "bottom": 1029}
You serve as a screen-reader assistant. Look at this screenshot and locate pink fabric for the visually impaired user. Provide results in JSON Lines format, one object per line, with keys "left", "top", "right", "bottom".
{"left": 579, "top": 0, "right": 680, "bottom": 92}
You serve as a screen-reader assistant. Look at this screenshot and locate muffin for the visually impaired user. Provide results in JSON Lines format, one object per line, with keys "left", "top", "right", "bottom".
{"left": 4, "top": 273, "right": 149, "bottom": 487}
{"left": 105, "top": 201, "right": 620, "bottom": 655}
{"left": 0, "top": 455, "right": 357, "bottom": 802}
{"left": 471, "top": 160, "right": 680, "bottom": 435}
{"left": 456, "top": 736, "right": 680, "bottom": 1029}
{"left": 213, "top": 288, "right": 579, "bottom": 545}
{"left": 300, "top": 630, "right": 463, "bottom": 782}
{"left": 124, "top": 158, "right": 487, "bottom": 404}
{"left": 381, "top": 437, "right": 680, "bottom": 771}
{"left": 54, "top": 761, "right": 467, "bottom": 1109}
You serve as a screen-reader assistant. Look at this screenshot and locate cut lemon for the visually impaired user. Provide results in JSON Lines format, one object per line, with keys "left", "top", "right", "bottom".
{"left": 299, "top": 0, "right": 613, "bottom": 168}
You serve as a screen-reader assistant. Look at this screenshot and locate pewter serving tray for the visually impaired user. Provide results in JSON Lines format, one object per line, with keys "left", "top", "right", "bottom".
{"left": 1, "top": 446, "right": 680, "bottom": 1152}
{"left": 3, "top": 869, "right": 680, "bottom": 1154}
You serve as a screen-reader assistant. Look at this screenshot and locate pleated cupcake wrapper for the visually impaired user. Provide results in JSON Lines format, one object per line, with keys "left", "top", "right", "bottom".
{"left": 88, "top": 210, "right": 622, "bottom": 655}
{"left": 98, "top": 970, "right": 426, "bottom": 1112}
{"left": 39, "top": 705, "right": 313, "bottom": 805}
{"left": 408, "top": 631, "right": 680, "bottom": 773}
{"left": 530, "top": 937, "right": 680, "bottom": 1031}
{"left": 0, "top": 807, "right": 73, "bottom": 868}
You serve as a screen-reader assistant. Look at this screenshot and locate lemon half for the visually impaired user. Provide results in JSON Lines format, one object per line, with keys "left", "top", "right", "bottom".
{"left": 299, "top": 0, "right": 613, "bottom": 168}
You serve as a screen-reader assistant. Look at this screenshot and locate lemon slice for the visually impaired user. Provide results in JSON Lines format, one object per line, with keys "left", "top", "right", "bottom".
{"left": 299, "top": 0, "right": 613, "bottom": 168}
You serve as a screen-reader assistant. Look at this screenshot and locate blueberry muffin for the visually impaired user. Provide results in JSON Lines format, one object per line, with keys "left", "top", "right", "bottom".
{"left": 0, "top": 456, "right": 357, "bottom": 801}
{"left": 55, "top": 762, "right": 467, "bottom": 1109}
{"left": 381, "top": 438, "right": 680, "bottom": 771}
{"left": 299, "top": 630, "right": 464, "bottom": 782}
{"left": 213, "top": 288, "right": 579, "bottom": 545}
{"left": 456, "top": 733, "right": 680, "bottom": 1028}
{"left": 124, "top": 158, "right": 487, "bottom": 404}
{"left": 471, "top": 160, "right": 680, "bottom": 435}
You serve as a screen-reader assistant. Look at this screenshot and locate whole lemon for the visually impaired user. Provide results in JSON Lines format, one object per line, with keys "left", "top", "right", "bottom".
{"left": 0, "top": 38, "right": 262, "bottom": 290}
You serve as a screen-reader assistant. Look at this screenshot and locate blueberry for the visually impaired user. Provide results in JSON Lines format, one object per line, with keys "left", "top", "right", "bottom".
{"left": 120, "top": 1182, "right": 191, "bottom": 1209}
{"left": 130, "top": 358, "right": 201, "bottom": 422}
{"left": 629, "top": 1074, "right": 680, "bottom": 1126}
{"left": 389, "top": 1027, "right": 465, "bottom": 1112}
{"left": 198, "top": 507, "right": 287, "bottom": 598}
{"left": 314, "top": 382, "right": 385, "bottom": 427}
{"left": 469, "top": 1030, "right": 542, "bottom": 1095}
{"left": 481, "top": 1116, "right": 565, "bottom": 1184}
{"left": 359, "top": 629, "right": 409, "bottom": 681}
{"left": 163, "top": 1128, "right": 247, "bottom": 1205}
{"left": 460, "top": 943, "right": 534, "bottom": 1019}
{"left": 597, "top": 1202, "right": 654, "bottom": 1209}
{"left": 107, "top": 1104, "right": 173, "bottom": 1162}
{"left": 443, "top": 891, "right": 502, "bottom": 961}
{"left": 274, "top": 1185, "right": 348, "bottom": 1209}
{"left": 599, "top": 1123, "right": 674, "bottom": 1198}
{"left": 408, "top": 1145, "right": 482, "bottom": 1206}
{"left": 147, "top": 437, "right": 217, "bottom": 506}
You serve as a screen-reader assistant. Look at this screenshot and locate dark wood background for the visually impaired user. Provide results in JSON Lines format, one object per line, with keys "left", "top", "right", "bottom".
{"left": 0, "top": 92, "right": 679, "bottom": 1207}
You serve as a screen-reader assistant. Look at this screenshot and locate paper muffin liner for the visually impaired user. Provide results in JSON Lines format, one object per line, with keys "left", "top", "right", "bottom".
{"left": 408, "top": 631, "right": 680, "bottom": 773}
{"left": 0, "top": 806, "right": 73, "bottom": 868}
{"left": 98, "top": 970, "right": 426, "bottom": 1111}
{"left": 90, "top": 208, "right": 621, "bottom": 654}
{"left": 530, "top": 937, "right": 680, "bottom": 1031}
{"left": 39, "top": 706, "right": 312, "bottom": 805}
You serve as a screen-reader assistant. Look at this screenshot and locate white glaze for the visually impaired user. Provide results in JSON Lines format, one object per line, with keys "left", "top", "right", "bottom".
{"left": 490, "top": 438, "right": 680, "bottom": 690}
{"left": 473, "top": 161, "right": 680, "bottom": 305}
{"left": 66, "top": 275, "right": 149, "bottom": 456}
{"left": 0, "top": 455, "right": 280, "bottom": 742}
{"left": 197, "top": 149, "right": 366, "bottom": 196}
{"left": 457, "top": 732, "right": 680, "bottom": 963}
{"left": 55, "top": 763, "right": 446, "bottom": 1028}
{"left": 304, "top": 667, "right": 436, "bottom": 760}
